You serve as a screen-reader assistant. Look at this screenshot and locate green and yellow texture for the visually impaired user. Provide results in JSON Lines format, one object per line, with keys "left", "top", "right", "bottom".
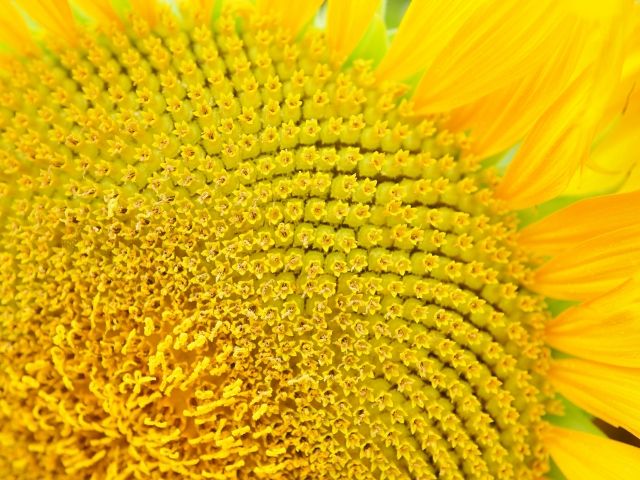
{"left": 1, "top": 1, "right": 639, "bottom": 479}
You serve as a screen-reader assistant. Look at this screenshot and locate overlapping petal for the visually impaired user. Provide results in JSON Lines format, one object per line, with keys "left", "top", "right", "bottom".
{"left": 533, "top": 223, "right": 640, "bottom": 300}
{"left": 445, "top": 21, "right": 588, "bottom": 159}
{"left": 519, "top": 190, "right": 640, "bottom": 256}
{"left": 16, "top": 0, "right": 76, "bottom": 43}
{"left": 411, "top": 0, "right": 569, "bottom": 114}
{"left": 549, "top": 359, "right": 640, "bottom": 438}
{"left": 545, "top": 425, "right": 640, "bottom": 480}
{"left": 73, "top": 0, "right": 120, "bottom": 24}
{"left": 256, "top": 0, "right": 323, "bottom": 36}
{"left": 326, "top": 0, "right": 380, "bottom": 64}
{"left": 546, "top": 277, "right": 640, "bottom": 367}
{"left": 0, "top": 0, "right": 36, "bottom": 53}
{"left": 375, "top": 0, "right": 491, "bottom": 82}
{"left": 496, "top": 0, "right": 632, "bottom": 208}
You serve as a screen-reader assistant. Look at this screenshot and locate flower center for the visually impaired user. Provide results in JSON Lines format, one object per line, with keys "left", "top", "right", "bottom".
{"left": 0, "top": 7, "right": 551, "bottom": 480}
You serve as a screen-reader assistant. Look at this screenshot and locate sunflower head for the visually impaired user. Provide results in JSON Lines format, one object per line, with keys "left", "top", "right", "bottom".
{"left": 1, "top": 1, "right": 639, "bottom": 480}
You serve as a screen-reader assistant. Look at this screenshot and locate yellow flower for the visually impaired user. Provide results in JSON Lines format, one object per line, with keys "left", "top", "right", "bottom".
{"left": 0, "top": 1, "right": 639, "bottom": 479}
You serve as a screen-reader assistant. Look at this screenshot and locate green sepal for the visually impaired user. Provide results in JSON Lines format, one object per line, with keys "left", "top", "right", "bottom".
{"left": 545, "top": 299, "right": 577, "bottom": 318}
{"left": 385, "top": 0, "right": 409, "bottom": 30}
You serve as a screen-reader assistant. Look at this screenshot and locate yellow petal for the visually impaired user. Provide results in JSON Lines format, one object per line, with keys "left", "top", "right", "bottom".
{"left": 562, "top": 158, "right": 637, "bottom": 197}
{"left": 194, "top": 0, "right": 219, "bottom": 24}
{"left": 621, "top": 164, "right": 640, "bottom": 192}
{"left": 176, "top": 0, "right": 220, "bottom": 24}
{"left": 375, "top": 0, "right": 491, "bottom": 82}
{"left": 545, "top": 425, "right": 640, "bottom": 480}
{"left": 495, "top": 3, "right": 630, "bottom": 209}
{"left": 16, "top": 0, "right": 77, "bottom": 44}
{"left": 256, "top": 0, "right": 323, "bottom": 36}
{"left": 494, "top": 71, "right": 595, "bottom": 209}
{"left": 72, "top": 0, "right": 120, "bottom": 25}
{"left": 326, "top": 0, "right": 380, "bottom": 64}
{"left": 0, "top": 0, "right": 36, "bottom": 54}
{"left": 446, "top": 18, "right": 589, "bottom": 158}
{"left": 518, "top": 190, "right": 640, "bottom": 256}
{"left": 563, "top": 10, "right": 640, "bottom": 196}
{"left": 549, "top": 359, "right": 640, "bottom": 438}
{"left": 129, "top": 0, "right": 160, "bottom": 25}
{"left": 411, "top": 0, "right": 583, "bottom": 114}
{"left": 546, "top": 277, "right": 640, "bottom": 367}
{"left": 598, "top": 3, "right": 640, "bottom": 128}
{"left": 533, "top": 224, "right": 640, "bottom": 301}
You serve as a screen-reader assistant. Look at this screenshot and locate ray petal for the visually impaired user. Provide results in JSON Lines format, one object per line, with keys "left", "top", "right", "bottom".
{"left": 545, "top": 425, "right": 640, "bottom": 480}
{"left": 446, "top": 19, "right": 588, "bottom": 158}
{"left": 546, "top": 277, "right": 640, "bottom": 367}
{"left": 129, "top": 0, "right": 160, "bottom": 25}
{"left": 17, "top": 0, "right": 77, "bottom": 44}
{"left": 411, "top": 0, "right": 572, "bottom": 113}
{"left": 0, "top": 0, "right": 36, "bottom": 54}
{"left": 519, "top": 191, "right": 640, "bottom": 256}
{"left": 375, "top": 0, "right": 491, "bottom": 82}
{"left": 533, "top": 224, "right": 640, "bottom": 300}
{"left": 326, "top": 0, "right": 380, "bottom": 64}
{"left": 72, "top": 0, "right": 120, "bottom": 25}
{"left": 621, "top": 164, "right": 640, "bottom": 192}
{"left": 495, "top": 2, "right": 630, "bottom": 208}
{"left": 563, "top": 11, "right": 640, "bottom": 196}
{"left": 256, "top": 0, "right": 323, "bottom": 37}
{"left": 549, "top": 359, "right": 640, "bottom": 439}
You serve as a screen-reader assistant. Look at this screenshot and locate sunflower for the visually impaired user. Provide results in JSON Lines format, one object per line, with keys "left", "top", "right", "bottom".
{"left": 0, "top": 0, "right": 639, "bottom": 479}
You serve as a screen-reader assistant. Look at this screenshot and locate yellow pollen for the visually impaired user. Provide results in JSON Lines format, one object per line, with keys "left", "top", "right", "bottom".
{"left": 0, "top": 5, "right": 553, "bottom": 480}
